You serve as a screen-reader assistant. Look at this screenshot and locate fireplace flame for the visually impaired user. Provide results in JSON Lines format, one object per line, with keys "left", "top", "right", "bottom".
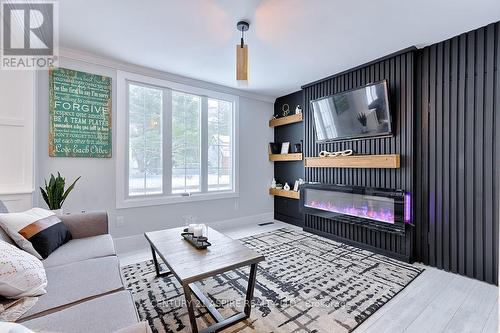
{"left": 305, "top": 200, "right": 395, "bottom": 224}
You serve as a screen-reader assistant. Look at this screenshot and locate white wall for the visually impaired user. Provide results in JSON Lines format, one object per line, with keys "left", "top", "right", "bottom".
{"left": 0, "top": 71, "right": 35, "bottom": 211}
{"left": 34, "top": 52, "right": 274, "bottom": 251}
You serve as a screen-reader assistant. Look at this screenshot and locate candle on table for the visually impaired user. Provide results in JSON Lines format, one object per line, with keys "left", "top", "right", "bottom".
{"left": 193, "top": 226, "right": 203, "bottom": 237}
{"left": 188, "top": 224, "right": 197, "bottom": 234}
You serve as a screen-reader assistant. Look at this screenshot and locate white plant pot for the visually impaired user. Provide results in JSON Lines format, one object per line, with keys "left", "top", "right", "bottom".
{"left": 51, "top": 208, "right": 63, "bottom": 215}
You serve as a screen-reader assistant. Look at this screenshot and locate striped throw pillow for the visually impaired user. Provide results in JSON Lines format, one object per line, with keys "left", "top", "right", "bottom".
{"left": 0, "top": 208, "right": 72, "bottom": 259}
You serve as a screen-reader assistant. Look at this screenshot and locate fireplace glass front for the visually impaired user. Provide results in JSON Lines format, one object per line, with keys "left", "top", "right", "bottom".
{"left": 304, "top": 188, "right": 396, "bottom": 224}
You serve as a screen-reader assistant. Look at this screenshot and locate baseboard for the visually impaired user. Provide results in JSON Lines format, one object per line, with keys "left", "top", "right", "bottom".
{"left": 113, "top": 212, "right": 274, "bottom": 255}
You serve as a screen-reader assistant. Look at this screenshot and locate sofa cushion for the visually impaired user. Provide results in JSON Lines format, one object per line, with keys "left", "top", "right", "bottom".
{"left": 22, "top": 290, "right": 138, "bottom": 333}
{"left": 21, "top": 256, "right": 123, "bottom": 319}
{"left": 42, "top": 234, "right": 115, "bottom": 268}
{"left": 0, "top": 322, "right": 35, "bottom": 333}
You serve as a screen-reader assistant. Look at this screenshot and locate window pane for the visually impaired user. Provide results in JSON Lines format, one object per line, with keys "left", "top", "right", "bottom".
{"left": 128, "top": 83, "right": 163, "bottom": 196}
{"left": 207, "top": 98, "right": 233, "bottom": 191}
{"left": 172, "top": 91, "right": 201, "bottom": 194}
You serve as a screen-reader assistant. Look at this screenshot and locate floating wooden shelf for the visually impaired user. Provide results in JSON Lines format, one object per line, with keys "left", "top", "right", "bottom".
{"left": 269, "top": 188, "right": 300, "bottom": 200}
{"left": 268, "top": 113, "right": 303, "bottom": 127}
{"left": 269, "top": 153, "right": 303, "bottom": 161}
{"left": 305, "top": 154, "right": 400, "bottom": 169}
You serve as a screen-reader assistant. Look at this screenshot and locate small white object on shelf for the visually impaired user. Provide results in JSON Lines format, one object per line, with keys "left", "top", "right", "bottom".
{"left": 293, "top": 180, "right": 300, "bottom": 192}
{"left": 271, "top": 178, "right": 277, "bottom": 189}
{"left": 280, "top": 142, "right": 290, "bottom": 154}
{"left": 283, "top": 182, "right": 290, "bottom": 191}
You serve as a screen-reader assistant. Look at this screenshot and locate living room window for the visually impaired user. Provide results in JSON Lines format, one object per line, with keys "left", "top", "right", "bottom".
{"left": 128, "top": 83, "right": 163, "bottom": 196}
{"left": 116, "top": 71, "right": 239, "bottom": 208}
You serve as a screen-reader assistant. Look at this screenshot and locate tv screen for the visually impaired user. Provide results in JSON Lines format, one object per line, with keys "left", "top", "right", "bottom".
{"left": 311, "top": 80, "right": 392, "bottom": 142}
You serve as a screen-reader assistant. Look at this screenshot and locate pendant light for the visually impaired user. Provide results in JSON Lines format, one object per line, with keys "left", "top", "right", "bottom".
{"left": 236, "top": 20, "right": 249, "bottom": 83}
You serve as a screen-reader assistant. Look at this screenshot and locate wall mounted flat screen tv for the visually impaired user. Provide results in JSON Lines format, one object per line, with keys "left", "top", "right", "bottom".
{"left": 311, "top": 80, "right": 392, "bottom": 142}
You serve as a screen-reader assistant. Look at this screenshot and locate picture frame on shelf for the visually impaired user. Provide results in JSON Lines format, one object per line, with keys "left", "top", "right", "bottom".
{"left": 280, "top": 142, "right": 290, "bottom": 154}
{"left": 269, "top": 142, "right": 282, "bottom": 154}
{"left": 294, "top": 142, "right": 302, "bottom": 153}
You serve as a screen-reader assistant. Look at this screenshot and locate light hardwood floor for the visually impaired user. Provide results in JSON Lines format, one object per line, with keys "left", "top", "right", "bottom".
{"left": 119, "top": 221, "right": 499, "bottom": 333}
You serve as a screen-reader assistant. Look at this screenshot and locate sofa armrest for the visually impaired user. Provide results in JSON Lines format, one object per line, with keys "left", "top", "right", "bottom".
{"left": 57, "top": 211, "right": 109, "bottom": 239}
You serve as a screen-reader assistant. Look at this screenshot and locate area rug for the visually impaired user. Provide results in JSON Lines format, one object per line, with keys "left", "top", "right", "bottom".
{"left": 121, "top": 228, "right": 423, "bottom": 333}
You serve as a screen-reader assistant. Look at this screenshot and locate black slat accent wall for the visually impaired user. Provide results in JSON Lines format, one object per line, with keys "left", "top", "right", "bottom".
{"left": 274, "top": 91, "right": 305, "bottom": 226}
{"left": 302, "top": 50, "right": 415, "bottom": 261}
{"left": 415, "top": 22, "right": 499, "bottom": 284}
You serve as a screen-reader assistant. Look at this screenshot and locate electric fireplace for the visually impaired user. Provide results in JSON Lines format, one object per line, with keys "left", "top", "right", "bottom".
{"left": 300, "top": 183, "right": 409, "bottom": 234}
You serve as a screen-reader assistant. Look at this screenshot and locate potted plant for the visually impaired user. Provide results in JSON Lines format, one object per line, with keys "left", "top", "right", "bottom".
{"left": 40, "top": 172, "right": 81, "bottom": 214}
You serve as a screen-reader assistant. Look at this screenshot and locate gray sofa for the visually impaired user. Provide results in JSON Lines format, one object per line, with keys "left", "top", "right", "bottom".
{"left": 0, "top": 202, "right": 149, "bottom": 333}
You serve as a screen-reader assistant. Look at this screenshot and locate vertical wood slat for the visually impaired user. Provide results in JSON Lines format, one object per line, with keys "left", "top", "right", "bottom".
{"left": 304, "top": 51, "right": 414, "bottom": 261}
{"left": 449, "top": 36, "right": 458, "bottom": 273}
{"left": 416, "top": 22, "right": 499, "bottom": 284}
{"left": 465, "top": 31, "right": 475, "bottom": 278}
{"left": 429, "top": 44, "right": 437, "bottom": 267}
{"left": 483, "top": 23, "right": 495, "bottom": 283}
{"left": 457, "top": 33, "right": 467, "bottom": 275}
{"left": 474, "top": 28, "right": 484, "bottom": 281}
{"left": 443, "top": 39, "right": 451, "bottom": 271}
{"left": 493, "top": 22, "right": 500, "bottom": 285}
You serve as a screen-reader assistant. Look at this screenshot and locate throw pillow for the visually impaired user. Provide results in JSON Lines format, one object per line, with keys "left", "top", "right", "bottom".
{"left": 0, "top": 208, "right": 72, "bottom": 259}
{"left": 0, "top": 240, "right": 47, "bottom": 299}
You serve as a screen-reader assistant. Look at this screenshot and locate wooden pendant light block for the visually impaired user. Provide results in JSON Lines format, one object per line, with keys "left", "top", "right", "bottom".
{"left": 304, "top": 154, "right": 400, "bottom": 168}
{"left": 269, "top": 153, "right": 303, "bottom": 161}
{"left": 236, "top": 44, "right": 248, "bottom": 81}
{"left": 269, "top": 113, "right": 303, "bottom": 127}
{"left": 269, "top": 188, "right": 300, "bottom": 200}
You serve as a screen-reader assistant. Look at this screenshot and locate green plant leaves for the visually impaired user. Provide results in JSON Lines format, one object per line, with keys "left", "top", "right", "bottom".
{"left": 61, "top": 176, "right": 81, "bottom": 208}
{"left": 40, "top": 173, "right": 80, "bottom": 210}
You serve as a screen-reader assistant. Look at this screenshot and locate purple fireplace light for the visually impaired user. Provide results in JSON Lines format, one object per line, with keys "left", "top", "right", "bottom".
{"left": 305, "top": 200, "right": 395, "bottom": 224}
{"left": 301, "top": 185, "right": 408, "bottom": 231}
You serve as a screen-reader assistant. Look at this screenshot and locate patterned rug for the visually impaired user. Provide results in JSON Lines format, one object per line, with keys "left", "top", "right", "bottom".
{"left": 122, "top": 228, "right": 423, "bottom": 333}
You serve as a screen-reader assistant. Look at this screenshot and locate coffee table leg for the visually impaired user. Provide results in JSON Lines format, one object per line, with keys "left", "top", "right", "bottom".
{"left": 151, "top": 245, "right": 171, "bottom": 277}
{"left": 244, "top": 263, "right": 258, "bottom": 316}
{"left": 183, "top": 284, "right": 199, "bottom": 333}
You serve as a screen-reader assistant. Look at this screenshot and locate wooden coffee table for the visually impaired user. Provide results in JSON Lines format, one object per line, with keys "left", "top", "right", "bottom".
{"left": 144, "top": 227, "right": 265, "bottom": 333}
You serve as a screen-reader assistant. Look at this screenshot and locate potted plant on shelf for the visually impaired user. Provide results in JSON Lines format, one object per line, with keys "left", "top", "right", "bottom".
{"left": 40, "top": 172, "right": 81, "bottom": 214}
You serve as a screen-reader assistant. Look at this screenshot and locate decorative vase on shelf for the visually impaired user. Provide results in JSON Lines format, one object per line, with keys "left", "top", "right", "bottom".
{"left": 271, "top": 178, "right": 277, "bottom": 189}
{"left": 283, "top": 182, "right": 290, "bottom": 191}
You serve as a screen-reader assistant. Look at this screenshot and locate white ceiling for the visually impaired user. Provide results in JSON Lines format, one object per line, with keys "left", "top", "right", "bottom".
{"left": 59, "top": 0, "right": 500, "bottom": 99}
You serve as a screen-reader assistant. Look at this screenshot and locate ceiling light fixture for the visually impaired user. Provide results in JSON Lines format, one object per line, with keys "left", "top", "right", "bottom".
{"left": 236, "top": 20, "right": 249, "bottom": 84}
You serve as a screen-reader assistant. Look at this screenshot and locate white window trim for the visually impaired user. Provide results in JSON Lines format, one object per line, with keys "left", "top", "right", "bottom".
{"left": 116, "top": 70, "right": 239, "bottom": 209}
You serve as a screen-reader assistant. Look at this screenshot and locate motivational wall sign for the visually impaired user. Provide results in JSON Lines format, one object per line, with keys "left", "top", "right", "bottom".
{"left": 49, "top": 67, "right": 112, "bottom": 158}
